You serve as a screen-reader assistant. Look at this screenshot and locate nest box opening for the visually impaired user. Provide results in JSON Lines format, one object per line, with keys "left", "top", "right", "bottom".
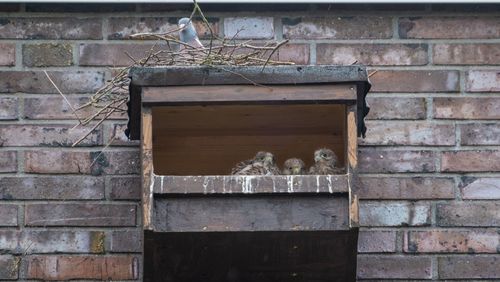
{"left": 152, "top": 104, "right": 347, "bottom": 175}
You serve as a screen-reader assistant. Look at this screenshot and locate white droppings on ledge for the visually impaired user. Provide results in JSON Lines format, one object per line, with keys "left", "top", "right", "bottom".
{"left": 316, "top": 175, "right": 320, "bottom": 193}
{"left": 242, "top": 176, "right": 255, "bottom": 193}
{"left": 202, "top": 177, "right": 210, "bottom": 194}
{"left": 327, "top": 175, "right": 333, "bottom": 193}
{"left": 272, "top": 178, "right": 277, "bottom": 193}
{"left": 160, "top": 176, "right": 164, "bottom": 192}
{"left": 287, "top": 175, "right": 294, "bottom": 193}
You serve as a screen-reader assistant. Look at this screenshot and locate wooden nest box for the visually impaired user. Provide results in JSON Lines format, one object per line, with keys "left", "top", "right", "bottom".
{"left": 127, "top": 65, "right": 370, "bottom": 281}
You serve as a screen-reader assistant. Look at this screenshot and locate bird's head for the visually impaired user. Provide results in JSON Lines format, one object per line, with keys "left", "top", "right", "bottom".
{"left": 254, "top": 151, "right": 275, "bottom": 165}
{"left": 283, "top": 158, "right": 305, "bottom": 175}
{"left": 314, "top": 148, "right": 338, "bottom": 166}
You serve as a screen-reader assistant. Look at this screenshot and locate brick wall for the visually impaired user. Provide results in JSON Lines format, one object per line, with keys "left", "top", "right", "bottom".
{"left": 0, "top": 3, "right": 499, "bottom": 281}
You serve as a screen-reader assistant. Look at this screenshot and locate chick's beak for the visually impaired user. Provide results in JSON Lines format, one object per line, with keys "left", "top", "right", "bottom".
{"left": 314, "top": 155, "right": 321, "bottom": 162}
{"left": 292, "top": 167, "right": 301, "bottom": 174}
{"left": 179, "top": 23, "right": 186, "bottom": 29}
{"left": 264, "top": 156, "right": 273, "bottom": 163}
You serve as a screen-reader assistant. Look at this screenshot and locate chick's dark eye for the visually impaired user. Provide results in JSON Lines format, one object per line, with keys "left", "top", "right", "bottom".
{"left": 322, "top": 154, "right": 327, "bottom": 158}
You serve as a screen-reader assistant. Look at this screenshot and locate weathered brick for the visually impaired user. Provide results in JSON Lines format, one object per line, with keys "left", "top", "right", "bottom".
{"left": 283, "top": 17, "right": 392, "bottom": 39}
{"left": 404, "top": 230, "right": 499, "bottom": 253}
{"left": 357, "top": 255, "right": 432, "bottom": 279}
{"left": 273, "top": 44, "right": 309, "bottom": 65}
{"left": 317, "top": 44, "right": 428, "bottom": 66}
{"left": 370, "top": 70, "right": 459, "bottom": 92}
{"left": 466, "top": 70, "right": 500, "bottom": 92}
{"left": 224, "top": 17, "right": 274, "bottom": 39}
{"left": 0, "top": 4, "right": 20, "bottom": 12}
{"left": 0, "top": 230, "right": 105, "bottom": 254}
{"left": 434, "top": 98, "right": 500, "bottom": 119}
{"left": 110, "top": 230, "right": 142, "bottom": 252}
{"left": 0, "top": 205, "right": 18, "bottom": 226}
{"left": 24, "top": 96, "right": 126, "bottom": 120}
{"left": 0, "top": 176, "right": 104, "bottom": 200}
{"left": 0, "top": 18, "right": 102, "bottom": 39}
{"left": 441, "top": 150, "right": 500, "bottom": 172}
{"left": 360, "top": 201, "right": 431, "bottom": 227}
{"left": 105, "top": 124, "right": 139, "bottom": 146}
{"left": 79, "top": 43, "right": 165, "bottom": 66}
{"left": 359, "top": 177, "right": 455, "bottom": 200}
{"left": 438, "top": 256, "right": 500, "bottom": 279}
{"left": 358, "top": 231, "right": 397, "bottom": 253}
{"left": 365, "top": 97, "right": 426, "bottom": 120}
{"left": 433, "top": 44, "right": 500, "bottom": 65}
{"left": 26, "top": 3, "right": 136, "bottom": 12}
{"left": 108, "top": 17, "right": 218, "bottom": 40}
{"left": 359, "top": 149, "right": 436, "bottom": 173}
{"left": 0, "top": 97, "right": 18, "bottom": 120}
{"left": 25, "top": 203, "right": 137, "bottom": 226}
{"left": 0, "top": 43, "right": 15, "bottom": 66}
{"left": 23, "top": 43, "right": 73, "bottom": 67}
{"left": 362, "top": 122, "right": 455, "bottom": 146}
{"left": 109, "top": 176, "right": 141, "bottom": 200}
{"left": 26, "top": 255, "right": 139, "bottom": 280}
{"left": 0, "top": 255, "right": 18, "bottom": 280}
{"left": 24, "top": 150, "right": 140, "bottom": 175}
{"left": 437, "top": 202, "right": 500, "bottom": 227}
{"left": 0, "top": 124, "right": 101, "bottom": 147}
{"left": 399, "top": 17, "right": 500, "bottom": 39}
{"left": 460, "top": 123, "right": 500, "bottom": 145}
{"left": 0, "top": 71, "right": 105, "bottom": 94}
{"left": 0, "top": 151, "right": 17, "bottom": 173}
{"left": 461, "top": 177, "right": 500, "bottom": 200}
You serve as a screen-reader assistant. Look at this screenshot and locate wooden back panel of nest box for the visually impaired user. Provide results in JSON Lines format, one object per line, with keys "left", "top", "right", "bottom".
{"left": 152, "top": 104, "right": 346, "bottom": 175}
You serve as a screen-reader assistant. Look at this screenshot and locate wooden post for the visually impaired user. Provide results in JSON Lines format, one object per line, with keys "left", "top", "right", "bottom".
{"left": 346, "top": 104, "right": 359, "bottom": 228}
{"left": 141, "top": 107, "right": 154, "bottom": 230}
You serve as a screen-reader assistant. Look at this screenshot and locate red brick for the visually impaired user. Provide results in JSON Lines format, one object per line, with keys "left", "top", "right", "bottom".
{"left": 0, "top": 43, "right": 15, "bottom": 66}
{"left": 0, "top": 205, "right": 18, "bottom": 226}
{"left": 317, "top": 44, "right": 428, "bottom": 66}
{"left": 0, "top": 17, "right": 102, "bottom": 39}
{"left": 441, "top": 150, "right": 500, "bottom": 172}
{"left": 24, "top": 96, "right": 127, "bottom": 120}
{"left": 0, "top": 124, "right": 101, "bottom": 147}
{"left": 461, "top": 177, "right": 500, "bottom": 200}
{"left": 358, "top": 231, "right": 397, "bottom": 253}
{"left": 26, "top": 255, "right": 139, "bottom": 280}
{"left": 359, "top": 177, "right": 455, "bottom": 200}
{"left": 460, "top": 123, "right": 500, "bottom": 145}
{"left": 224, "top": 17, "right": 274, "bottom": 39}
{"left": 0, "top": 71, "right": 105, "bottom": 94}
{"left": 370, "top": 70, "right": 459, "bottom": 92}
{"left": 108, "top": 17, "right": 218, "bottom": 40}
{"left": 362, "top": 122, "right": 455, "bottom": 146}
{"left": 283, "top": 17, "right": 392, "bottom": 39}
{"left": 24, "top": 150, "right": 140, "bottom": 175}
{"left": 359, "top": 149, "right": 436, "bottom": 173}
{"left": 433, "top": 44, "right": 500, "bottom": 65}
{"left": 273, "top": 44, "right": 309, "bottom": 65}
{"left": 109, "top": 176, "right": 141, "bottom": 200}
{"left": 23, "top": 43, "right": 73, "bottom": 67}
{"left": 365, "top": 97, "right": 426, "bottom": 120}
{"left": 434, "top": 98, "right": 500, "bottom": 119}
{"left": 357, "top": 255, "right": 432, "bottom": 279}
{"left": 0, "top": 151, "right": 17, "bottom": 173}
{"left": 0, "top": 255, "right": 18, "bottom": 280}
{"left": 438, "top": 256, "right": 500, "bottom": 279}
{"left": 25, "top": 203, "right": 137, "bottom": 226}
{"left": 404, "top": 230, "right": 499, "bottom": 253}
{"left": 0, "top": 97, "right": 18, "bottom": 120}
{"left": 0, "top": 230, "right": 105, "bottom": 254}
{"left": 466, "top": 70, "right": 500, "bottom": 92}
{"left": 399, "top": 17, "right": 500, "bottom": 39}
{"left": 110, "top": 230, "right": 142, "bottom": 252}
{"left": 437, "top": 202, "right": 500, "bottom": 227}
{"left": 0, "top": 176, "right": 104, "bottom": 200}
{"left": 79, "top": 43, "right": 166, "bottom": 66}
{"left": 360, "top": 201, "right": 431, "bottom": 227}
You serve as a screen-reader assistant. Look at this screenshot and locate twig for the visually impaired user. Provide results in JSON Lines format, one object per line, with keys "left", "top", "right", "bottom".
{"left": 44, "top": 71, "right": 82, "bottom": 122}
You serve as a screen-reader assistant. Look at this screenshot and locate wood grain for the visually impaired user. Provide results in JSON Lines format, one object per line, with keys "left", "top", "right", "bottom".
{"left": 346, "top": 104, "right": 359, "bottom": 228}
{"left": 141, "top": 108, "right": 153, "bottom": 230}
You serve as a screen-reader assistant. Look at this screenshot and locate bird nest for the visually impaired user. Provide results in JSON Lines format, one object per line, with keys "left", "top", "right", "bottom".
{"left": 47, "top": 0, "right": 293, "bottom": 146}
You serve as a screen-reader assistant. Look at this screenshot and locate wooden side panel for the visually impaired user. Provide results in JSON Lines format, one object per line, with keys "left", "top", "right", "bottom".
{"left": 142, "top": 84, "right": 356, "bottom": 105}
{"left": 152, "top": 175, "right": 349, "bottom": 194}
{"left": 153, "top": 196, "right": 349, "bottom": 232}
{"left": 346, "top": 104, "right": 359, "bottom": 228}
{"left": 141, "top": 108, "right": 153, "bottom": 230}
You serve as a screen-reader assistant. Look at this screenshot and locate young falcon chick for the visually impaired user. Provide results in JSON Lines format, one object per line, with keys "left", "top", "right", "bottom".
{"left": 309, "top": 148, "right": 343, "bottom": 175}
{"left": 282, "top": 158, "right": 306, "bottom": 175}
{"left": 231, "top": 151, "right": 280, "bottom": 175}
{"left": 178, "top": 18, "right": 203, "bottom": 49}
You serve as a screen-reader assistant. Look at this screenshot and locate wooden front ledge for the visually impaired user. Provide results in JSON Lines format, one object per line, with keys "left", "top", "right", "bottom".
{"left": 151, "top": 175, "right": 349, "bottom": 194}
